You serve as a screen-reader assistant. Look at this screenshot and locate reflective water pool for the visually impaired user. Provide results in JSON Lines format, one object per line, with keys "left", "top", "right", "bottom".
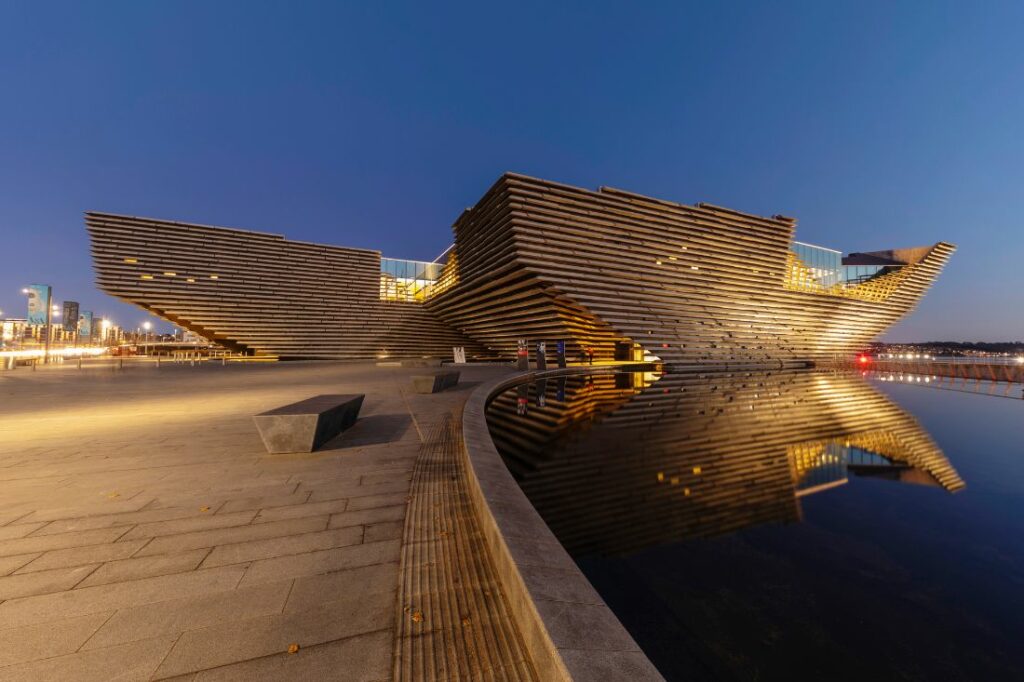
{"left": 486, "top": 370, "right": 1024, "bottom": 681}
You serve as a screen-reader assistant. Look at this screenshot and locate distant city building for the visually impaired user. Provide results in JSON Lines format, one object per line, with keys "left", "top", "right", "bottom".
{"left": 85, "top": 173, "right": 955, "bottom": 362}
{"left": 181, "top": 330, "right": 208, "bottom": 345}
{"left": 1, "top": 318, "right": 100, "bottom": 347}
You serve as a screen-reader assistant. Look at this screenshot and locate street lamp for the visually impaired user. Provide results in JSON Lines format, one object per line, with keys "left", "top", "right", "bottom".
{"left": 100, "top": 319, "right": 112, "bottom": 346}
{"left": 142, "top": 321, "right": 152, "bottom": 356}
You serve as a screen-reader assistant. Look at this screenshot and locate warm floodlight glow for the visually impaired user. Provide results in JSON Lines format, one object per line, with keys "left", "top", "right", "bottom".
{"left": 0, "top": 346, "right": 105, "bottom": 359}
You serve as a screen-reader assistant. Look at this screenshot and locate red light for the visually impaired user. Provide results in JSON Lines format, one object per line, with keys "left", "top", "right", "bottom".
{"left": 858, "top": 355, "right": 870, "bottom": 364}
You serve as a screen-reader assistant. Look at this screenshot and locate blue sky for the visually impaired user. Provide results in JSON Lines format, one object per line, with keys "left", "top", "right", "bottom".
{"left": 1, "top": 1, "right": 1021, "bottom": 340}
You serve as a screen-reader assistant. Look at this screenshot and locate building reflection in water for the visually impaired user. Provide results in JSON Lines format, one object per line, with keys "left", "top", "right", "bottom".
{"left": 486, "top": 369, "right": 964, "bottom": 558}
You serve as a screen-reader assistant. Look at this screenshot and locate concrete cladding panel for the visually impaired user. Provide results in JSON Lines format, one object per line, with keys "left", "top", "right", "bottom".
{"left": 86, "top": 173, "right": 954, "bottom": 362}
{"left": 428, "top": 174, "right": 955, "bottom": 363}
{"left": 86, "top": 212, "right": 482, "bottom": 360}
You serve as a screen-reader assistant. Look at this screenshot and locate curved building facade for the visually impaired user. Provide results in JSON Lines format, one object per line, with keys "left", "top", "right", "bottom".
{"left": 87, "top": 173, "right": 954, "bottom": 362}
{"left": 426, "top": 174, "right": 955, "bottom": 363}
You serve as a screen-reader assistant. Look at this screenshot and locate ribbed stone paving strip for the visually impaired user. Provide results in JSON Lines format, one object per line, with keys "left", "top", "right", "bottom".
{"left": 395, "top": 412, "right": 537, "bottom": 681}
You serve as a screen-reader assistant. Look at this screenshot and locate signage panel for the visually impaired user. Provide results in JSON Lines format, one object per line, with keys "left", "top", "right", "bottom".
{"left": 78, "top": 311, "right": 93, "bottom": 338}
{"left": 63, "top": 301, "right": 80, "bottom": 332}
{"left": 25, "top": 284, "right": 50, "bottom": 325}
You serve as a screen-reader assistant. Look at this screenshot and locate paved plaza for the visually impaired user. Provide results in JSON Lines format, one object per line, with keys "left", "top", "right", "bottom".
{"left": 0, "top": 361, "right": 517, "bottom": 680}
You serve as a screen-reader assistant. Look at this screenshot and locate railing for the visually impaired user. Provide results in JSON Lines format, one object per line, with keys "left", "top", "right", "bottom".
{"left": 831, "top": 354, "right": 1024, "bottom": 387}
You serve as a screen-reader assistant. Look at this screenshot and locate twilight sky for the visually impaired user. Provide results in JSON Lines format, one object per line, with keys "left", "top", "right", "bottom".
{"left": 1, "top": 1, "right": 1022, "bottom": 341}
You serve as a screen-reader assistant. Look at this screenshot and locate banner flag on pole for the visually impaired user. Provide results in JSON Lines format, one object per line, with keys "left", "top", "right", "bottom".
{"left": 25, "top": 284, "right": 51, "bottom": 325}
{"left": 63, "top": 301, "right": 80, "bottom": 332}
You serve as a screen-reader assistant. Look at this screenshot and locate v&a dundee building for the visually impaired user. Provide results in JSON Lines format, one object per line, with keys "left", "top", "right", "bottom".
{"left": 86, "top": 173, "right": 955, "bottom": 362}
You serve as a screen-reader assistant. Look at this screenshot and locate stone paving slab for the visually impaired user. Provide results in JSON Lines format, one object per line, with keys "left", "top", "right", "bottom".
{"left": 0, "top": 362, "right": 513, "bottom": 680}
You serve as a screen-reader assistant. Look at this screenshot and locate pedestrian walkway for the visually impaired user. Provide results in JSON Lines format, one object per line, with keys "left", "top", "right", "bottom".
{"left": 0, "top": 361, "right": 526, "bottom": 681}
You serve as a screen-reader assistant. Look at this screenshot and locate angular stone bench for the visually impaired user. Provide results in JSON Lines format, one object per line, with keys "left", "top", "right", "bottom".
{"left": 253, "top": 394, "right": 364, "bottom": 453}
{"left": 411, "top": 371, "right": 460, "bottom": 394}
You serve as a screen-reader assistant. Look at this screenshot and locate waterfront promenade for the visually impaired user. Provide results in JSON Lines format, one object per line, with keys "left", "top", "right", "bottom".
{"left": 0, "top": 361, "right": 527, "bottom": 680}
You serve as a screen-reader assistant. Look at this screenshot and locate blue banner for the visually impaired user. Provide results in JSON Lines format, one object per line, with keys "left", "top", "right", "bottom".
{"left": 78, "top": 311, "right": 93, "bottom": 338}
{"left": 25, "top": 284, "right": 50, "bottom": 325}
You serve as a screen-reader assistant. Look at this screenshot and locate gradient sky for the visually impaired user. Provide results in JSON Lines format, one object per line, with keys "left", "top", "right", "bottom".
{"left": 2, "top": 1, "right": 1022, "bottom": 341}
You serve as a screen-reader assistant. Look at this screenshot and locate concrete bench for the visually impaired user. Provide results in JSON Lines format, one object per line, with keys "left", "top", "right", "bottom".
{"left": 253, "top": 394, "right": 364, "bottom": 453}
{"left": 411, "top": 371, "right": 460, "bottom": 394}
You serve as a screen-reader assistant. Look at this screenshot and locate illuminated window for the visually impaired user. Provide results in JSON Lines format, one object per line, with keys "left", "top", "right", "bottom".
{"left": 123, "top": 258, "right": 138, "bottom": 264}
{"left": 785, "top": 241, "right": 906, "bottom": 301}
{"left": 186, "top": 278, "right": 196, "bottom": 283}
{"left": 163, "top": 272, "right": 176, "bottom": 276}
{"left": 140, "top": 274, "right": 153, "bottom": 280}
{"left": 379, "top": 254, "right": 457, "bottom": 302}
{"left": 209, "top": 275, "right": 219, "bottom": 280}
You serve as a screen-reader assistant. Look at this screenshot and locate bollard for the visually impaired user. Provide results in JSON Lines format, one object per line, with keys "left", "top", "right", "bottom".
{"left": 78, "top": 356, "right": 82, "bottom": 369}
{"left": 119, "top": 357, "right": 124, "bottom": 370}
{"left": 536, "top": 341, "right": 547, "bottom": 370}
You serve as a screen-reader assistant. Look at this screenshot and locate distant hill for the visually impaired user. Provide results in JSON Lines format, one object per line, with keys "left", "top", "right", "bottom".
{"left": 871, "top": 341, "right": 1024, "bottom": 354}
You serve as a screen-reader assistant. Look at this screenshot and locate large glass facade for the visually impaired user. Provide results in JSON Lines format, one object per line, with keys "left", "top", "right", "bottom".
{"left": 791, "top": 241, "right": 842, "bottom": 288}
{"left": 380, "top": 257, "right": 456, "bottom": 302}
{"left": 842, "top": 263, "right": 889, "bottom": 285}
{"left": 789, "top": 241, "right": 900, "bottom": 293}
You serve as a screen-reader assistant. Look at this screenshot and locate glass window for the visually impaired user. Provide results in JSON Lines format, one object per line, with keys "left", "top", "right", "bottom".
{"left": 380, "top": 257, "right": 449, "bottom": 302}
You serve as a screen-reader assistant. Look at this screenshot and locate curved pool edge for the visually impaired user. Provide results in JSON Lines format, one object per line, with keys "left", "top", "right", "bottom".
{"left": 460, "top": 367, "right": 666, "bottom": 681}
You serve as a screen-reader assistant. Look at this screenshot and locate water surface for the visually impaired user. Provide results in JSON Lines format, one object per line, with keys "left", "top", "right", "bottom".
{"left": 486, "top": 370, "right": 1024, "bottom": 681}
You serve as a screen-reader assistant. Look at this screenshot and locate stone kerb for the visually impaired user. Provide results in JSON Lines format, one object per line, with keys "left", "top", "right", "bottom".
{"left": 460, "top": 368, "right": 665, "bottom": 681}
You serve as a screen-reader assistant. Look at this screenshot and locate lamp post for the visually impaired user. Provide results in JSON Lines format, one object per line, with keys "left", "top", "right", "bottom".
{"left": 50, "top": 305, "right": 61, "bottom": 360}
{"left": 142, "top": 321, "right": 152, "bottom": 356}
